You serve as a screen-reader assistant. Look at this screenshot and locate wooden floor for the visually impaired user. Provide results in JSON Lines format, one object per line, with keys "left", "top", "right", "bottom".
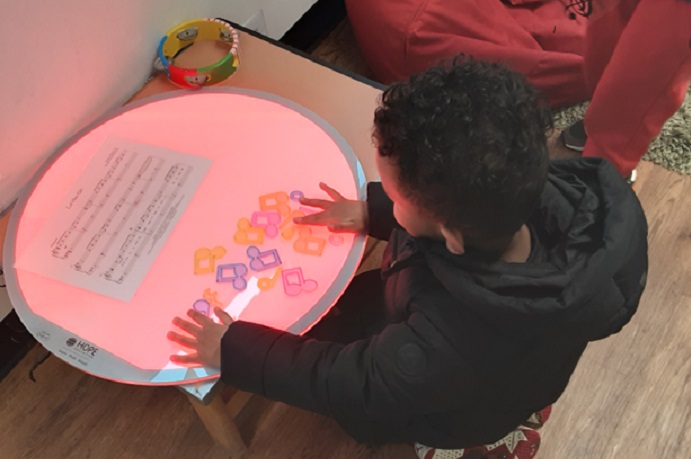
{"left": 2, "top": 23, "right": 691, "bottom": 459}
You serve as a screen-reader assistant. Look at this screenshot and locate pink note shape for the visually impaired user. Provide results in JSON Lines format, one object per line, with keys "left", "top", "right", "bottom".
{"left": 250, "top": 211, "right": 281, "bottom": 238}
{"left": 281, "top": 267, "right": 318, "bottom": 296}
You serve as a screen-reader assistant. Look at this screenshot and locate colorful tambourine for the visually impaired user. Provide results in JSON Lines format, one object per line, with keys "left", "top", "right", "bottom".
{"left": 156, "top": 18, "right": 239, "bottom": 88}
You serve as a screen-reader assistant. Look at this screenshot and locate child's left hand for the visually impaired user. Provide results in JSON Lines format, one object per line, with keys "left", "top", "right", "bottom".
{"left": 167, "top": 306, "right": 233, "bottom": 369}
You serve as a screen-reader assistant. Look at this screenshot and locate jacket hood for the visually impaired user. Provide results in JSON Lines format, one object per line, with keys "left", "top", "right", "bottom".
{"left": 417, "top": 158, "right": 648, "bottom": 343}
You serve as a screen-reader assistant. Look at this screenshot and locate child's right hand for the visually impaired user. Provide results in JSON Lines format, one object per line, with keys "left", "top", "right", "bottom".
{"left": 294, "top": 182, "right": 368, "bottom": 233}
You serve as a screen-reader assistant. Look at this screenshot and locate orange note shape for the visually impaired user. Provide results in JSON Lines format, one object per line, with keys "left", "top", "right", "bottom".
{"left": 280, "top": 210, "right": 305, "bottom": 240}
{"left": 258, "top": 267, "right": 283, "bottom": 291}
{"left": 194, "top": 246, "right": 227, "bottom": 275}
{"left": 294, "top": 228, "right": 326, "bottom": 256}
{"left": 234, "top": 218, "right": 265, "bottom": 245}
{"left": 203, "top": 288, "right": 224, "bottom": 308}
{"left": 259, "top": 191, "right": 291, "bottom": 217}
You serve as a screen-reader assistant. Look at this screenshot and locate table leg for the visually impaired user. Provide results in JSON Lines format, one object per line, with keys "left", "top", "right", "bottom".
{"left": 187, "top": 392, "right": 248, "bottom": 457}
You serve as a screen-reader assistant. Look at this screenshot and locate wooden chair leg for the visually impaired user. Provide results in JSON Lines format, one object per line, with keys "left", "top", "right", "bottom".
{"left": 187, "top": 392, "right": 248, "bottom": 458}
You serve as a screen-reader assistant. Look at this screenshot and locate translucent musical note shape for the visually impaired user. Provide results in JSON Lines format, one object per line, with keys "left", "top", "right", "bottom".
{"left": 280, "top": 210, "right": 305, "bottom": 240}
{"left": 234, "top": 218, "right": 265, "bottom": 245}
{"left": 202, "top": 288, "right": 223, "bottom": 308}
{"left": 216, "top": 263, "right": 249, "bottom": 291}
{"left": 281, "top": 267, "right": 318, "bottom": 296}
{"left": 259, "top": 191, "right": 291, "bottom": 217}
{"left": 294, "top": 228, "right": 327, "bottom": 256}
{"left": 290, "top": 190, "right": 304, "bottom": 202}
{"left": 194, "top": 246, "right": 227, "bottom": 275}
{"left": 258, "top": 267, "right": 283, "bottom": 291}
{"left": 246, "top": 245, "right": 282, "bottom": 272}
{"left": 193, "top": 299, "right": 211, "bottom": 316}
{"left": 250, "top": 211, "right": 281, "bottom": 238}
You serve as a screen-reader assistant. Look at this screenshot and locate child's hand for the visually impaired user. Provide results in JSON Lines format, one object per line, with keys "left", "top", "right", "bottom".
{"left": 295, "top": 182, "right": 368, "bottom": 233}
{"left": 167, "top": 307, "right": 233, "bottom": 369}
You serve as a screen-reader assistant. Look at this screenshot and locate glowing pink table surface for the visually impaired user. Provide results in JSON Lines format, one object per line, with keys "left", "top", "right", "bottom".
{"left": 5, "top": 88, "right": 366, "bottom": 386}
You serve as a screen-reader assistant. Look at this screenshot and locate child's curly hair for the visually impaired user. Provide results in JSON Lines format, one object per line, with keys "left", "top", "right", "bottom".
{"left": 373, "top": 56, "right": 552, "bottom": 240}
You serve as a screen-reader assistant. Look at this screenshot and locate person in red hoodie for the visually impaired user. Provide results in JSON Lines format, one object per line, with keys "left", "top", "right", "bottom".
{"left": 347, "top": 0, "right": 591, "bottom": 107}
{"left": 347, "top": 0, "right": 691, "bottom": 179}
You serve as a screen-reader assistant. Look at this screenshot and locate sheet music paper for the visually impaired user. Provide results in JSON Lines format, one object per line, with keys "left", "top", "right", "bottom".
{"left": 15, "top": 137, "right": 211, "bottom": 302}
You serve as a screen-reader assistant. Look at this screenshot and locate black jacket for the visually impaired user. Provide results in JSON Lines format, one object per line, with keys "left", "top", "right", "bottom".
{"left": 220, "top": 158, "right": 648, "bottom": 448}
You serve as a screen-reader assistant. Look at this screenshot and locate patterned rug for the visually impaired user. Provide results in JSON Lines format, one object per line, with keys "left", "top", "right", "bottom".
{"left": 312, "top": 20, "right": 691, "bottom": 176}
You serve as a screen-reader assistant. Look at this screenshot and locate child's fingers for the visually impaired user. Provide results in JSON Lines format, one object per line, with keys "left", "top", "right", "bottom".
{"left": 214, "top": 307, "right": 233, "bottom": 326}
{"left": 167, "top": 331, "right": 198, "bottom": 348}
{"left": 173, "top": 316, "right": 202, "bottom": 336}
{"left": 299, "top": 197, "right": 333, "bottom": 209}
{"left": 170, "top": 352, "right": 201, "bottom": 364}
{"left": 294, "top": 212, "right": 330, "bottom": 225}
{"left": 319, "top": 182, "right": 345, "bottom": 201}
{"left": 187, "top": 309, "right": 214, "bottom": 326}
{"left": 327, "top": 224, "right": 359, "bottom": 233}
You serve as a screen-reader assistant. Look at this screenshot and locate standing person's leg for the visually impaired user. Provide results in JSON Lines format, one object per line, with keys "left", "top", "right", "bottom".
{"left": 582, "top": 0, "right": 691, "bottom": 176}
{"left": 582, "top": 0, "right": 640, "bottom": 96}
{"left": 560, "top": 0, "right": 637, "bottom": 155}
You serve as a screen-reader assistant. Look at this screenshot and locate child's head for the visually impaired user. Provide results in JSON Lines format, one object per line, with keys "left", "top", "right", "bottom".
{"left": 373, "top": 57, "right": 552, "bottom": 250}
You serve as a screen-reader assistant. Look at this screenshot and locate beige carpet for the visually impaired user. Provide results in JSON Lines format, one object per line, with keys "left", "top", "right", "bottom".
{"left": 312, "top": 20, "right": 691, "bottom": 176}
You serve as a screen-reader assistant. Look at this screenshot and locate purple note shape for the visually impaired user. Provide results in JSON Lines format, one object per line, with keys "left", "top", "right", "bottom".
{"left": 216, "top": 263, "right": 248, "bottom": 291}
{"left": 247, "top": 245, "right": 282, "bottom": 272}
{"left": 290, "top": 190, "right": 304, "bottom": 202}
{"left": 193, "top": 299, "right": 211, "bottom": 316}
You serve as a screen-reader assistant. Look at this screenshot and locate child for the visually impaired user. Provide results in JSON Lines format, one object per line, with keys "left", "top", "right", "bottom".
{"left": 168, "top": 57, "right": 648, "bottom": 458}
